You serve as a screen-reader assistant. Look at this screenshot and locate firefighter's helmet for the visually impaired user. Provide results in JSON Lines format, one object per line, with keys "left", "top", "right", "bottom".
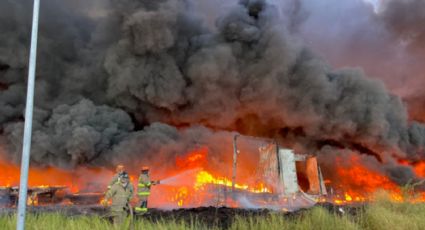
{"left": 141, "top": 166, "right": 149, "bottom": 172}
{"left": 116, "top": 164, "right": 124, "bottom": 173}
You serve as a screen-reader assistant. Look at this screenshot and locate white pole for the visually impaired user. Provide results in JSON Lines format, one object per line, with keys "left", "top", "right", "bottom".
{"left": 16, "top": 0, "right": 40, "bottom": 229}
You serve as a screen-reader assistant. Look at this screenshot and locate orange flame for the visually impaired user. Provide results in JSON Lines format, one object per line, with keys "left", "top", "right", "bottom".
{"left": 0, "top": 158, "right": 113, "bottom": 194}
{"left": 413, "top": 162, "right": 425, "bottom": 178}
{"left": 332, "top": 156, "right": 425, "bottom": 204}
{"left": 1, "top": 147, "right": 424, "bottom": 208}
{"left": 195, "top": 170, "right": 270, "bottom": 193}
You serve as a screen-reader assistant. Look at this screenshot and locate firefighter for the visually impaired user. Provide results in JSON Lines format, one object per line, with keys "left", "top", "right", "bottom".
{"left": 103, "top": 172, "right": 134, "bottom": 225}
{"left": 135, "top": 166, "right": 159, "bottom": 214}
{"left": 108, "top": 164, "right": 125, "bottom": 190}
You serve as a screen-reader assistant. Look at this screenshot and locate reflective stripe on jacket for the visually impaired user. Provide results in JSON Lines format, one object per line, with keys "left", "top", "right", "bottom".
{"left": 138, "top": 173, "right": 151, "bottom": 196}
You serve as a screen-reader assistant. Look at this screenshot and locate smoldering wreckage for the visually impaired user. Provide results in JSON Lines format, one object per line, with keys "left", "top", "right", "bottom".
{"left": 1, "top": 0, "right": 425, "bottom": 217}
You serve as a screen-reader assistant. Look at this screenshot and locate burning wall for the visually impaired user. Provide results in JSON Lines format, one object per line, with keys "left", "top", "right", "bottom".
{"left": 0, "top": 0, "right": 425, "bottom": 204}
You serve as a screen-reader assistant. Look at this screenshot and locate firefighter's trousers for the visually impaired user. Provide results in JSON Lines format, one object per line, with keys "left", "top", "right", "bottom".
{"left": 135, "top": 195, "right": 149, "bottom": 214}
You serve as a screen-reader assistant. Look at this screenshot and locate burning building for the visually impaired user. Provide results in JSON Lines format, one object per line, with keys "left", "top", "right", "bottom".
{"left": 0, "top": 0, "right": 425, "bottom": 210}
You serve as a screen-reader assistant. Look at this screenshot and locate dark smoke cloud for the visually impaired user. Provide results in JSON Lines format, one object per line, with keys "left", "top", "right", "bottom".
{"left": 4, "top": 99, "right": 133, "bottom": 168}
{"left": 0, "top": 0, "right": 114, "bottom": 125}
{"left": 380, "top": 0, "right": 425, "bottom": 54}
{"left": 288, "top": 0, "right": 425, "bottom": 122}
{"left": 0, "top": 0, "right": 424, "bottom": 186}
{"left": 105, "top": 123, "right": 238, "bottom": 177}
{"left": 379, "top": 0, "right": 425, "bottom": 123}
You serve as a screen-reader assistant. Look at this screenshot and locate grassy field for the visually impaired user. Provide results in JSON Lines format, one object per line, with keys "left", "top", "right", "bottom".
{"left": 1, "top": 192, "right": 424, "bottom": 230}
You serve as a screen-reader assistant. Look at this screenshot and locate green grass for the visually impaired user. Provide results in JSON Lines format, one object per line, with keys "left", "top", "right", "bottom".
{"left": 358, "top": 191, "right": 425, "bottom": 230}
{"left": 230, "top": 207, "right": 359, "bottom": 230}
{"left": 229, "top": 202, "right": 425, "bottom": 230}
{"left": 0, "top": 213, "right": 210, "bottom": 230}
{"left": 1, "top": 193, "right": 424, "bottom": 230}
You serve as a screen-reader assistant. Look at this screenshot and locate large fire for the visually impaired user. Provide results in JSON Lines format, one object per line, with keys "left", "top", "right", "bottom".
{"left": 1, "top": 147, "right": 424, "bottom": 208}
{"left": 0, "top": 159, "right": 113, "bottom": 193}
{"left": 330, "top": 155, "right": 425, "bottom": 204}
{"left": 150, "top": 147, "right": 273, "bottom": 208}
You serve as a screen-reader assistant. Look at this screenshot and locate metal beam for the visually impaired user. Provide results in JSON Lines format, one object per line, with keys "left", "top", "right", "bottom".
{"left": 16, "top": 0, "right": 40, "bottom": 229}
{"left": 232, "top": 134, "right": 239, "bottom": 192}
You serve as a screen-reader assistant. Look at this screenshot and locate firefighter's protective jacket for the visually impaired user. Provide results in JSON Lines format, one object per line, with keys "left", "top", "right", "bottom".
{"left": 108, "top": 173, "right": 121, "bottom": 189}
{"left": 105, "top": 182, "right": 133, "bottom": 212}
{"left": 137, "top": 173, "right": 151, "bottom": 197}
{"left": 108, "top": 171, "right": 128, "bottom": 189}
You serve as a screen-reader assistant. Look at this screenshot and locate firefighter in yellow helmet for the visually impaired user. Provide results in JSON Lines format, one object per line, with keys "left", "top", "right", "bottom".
{"left": 108, "top": 164, "right": 125, "bottom": 190}
{"left": 135, "top": 166, "right": 159, "bottom": 214}
{"left": 103, "top": 172, "right": 133, "bottom": 225}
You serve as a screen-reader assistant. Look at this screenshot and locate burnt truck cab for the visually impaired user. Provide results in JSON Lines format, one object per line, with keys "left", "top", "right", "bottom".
{"left": 0, "top": 186, "right": 67, "bottom": 207}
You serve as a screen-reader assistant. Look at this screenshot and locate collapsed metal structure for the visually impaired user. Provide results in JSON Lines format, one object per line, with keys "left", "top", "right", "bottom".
{"left": 230, "top": 135, "right": 327, "bottom": 208}
{"left": 0, "top": 186, "right": 66, "bottom": 207}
